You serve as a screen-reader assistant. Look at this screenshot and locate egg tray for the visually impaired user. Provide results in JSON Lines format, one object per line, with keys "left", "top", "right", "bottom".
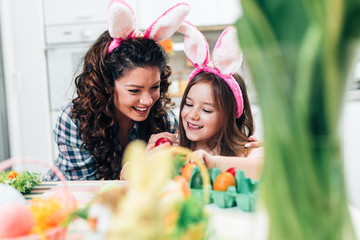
{"left": 188, "top": 167, "right": 259, "bottom": 212}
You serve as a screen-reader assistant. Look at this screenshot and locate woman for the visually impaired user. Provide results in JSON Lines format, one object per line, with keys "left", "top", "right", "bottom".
{"left": 44, "top": 1, "right": 189, "bottom": 180}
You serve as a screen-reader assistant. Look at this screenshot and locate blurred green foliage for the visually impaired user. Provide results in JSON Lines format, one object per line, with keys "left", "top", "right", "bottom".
{"left": 236, "top": 0, "right": 360, "bottom": 239}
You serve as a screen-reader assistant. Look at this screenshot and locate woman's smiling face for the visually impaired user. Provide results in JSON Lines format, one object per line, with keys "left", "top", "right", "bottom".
{"left": 113, "top": 66, "right": 161, "bottom": 123}
{"left": 181, "top": 81, "right": 221, "bottom": 146}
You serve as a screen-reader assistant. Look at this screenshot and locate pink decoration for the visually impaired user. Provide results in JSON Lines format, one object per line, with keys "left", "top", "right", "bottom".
{"left": 0, "top": 203, "right": 35, "bottom": 238}
{"left": 107, "top": 1, "right": 190, "bottom": 54}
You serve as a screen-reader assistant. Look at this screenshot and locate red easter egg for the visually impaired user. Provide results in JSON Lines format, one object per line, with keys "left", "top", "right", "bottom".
{"left": 226, "top": 167, "right": 237, "bottom": 177}
{"left": 155, "top": 137, "right": 173, "bottom": 147}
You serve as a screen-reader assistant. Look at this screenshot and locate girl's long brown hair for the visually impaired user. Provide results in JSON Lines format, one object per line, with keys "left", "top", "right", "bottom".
{"left": 179, "top": 72, "right": 254, "bottom": 156}
{"left": 72, "top": 31, "right": 173, "bottom": 179}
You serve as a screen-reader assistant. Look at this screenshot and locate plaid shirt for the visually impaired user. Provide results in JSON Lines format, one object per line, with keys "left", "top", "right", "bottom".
{"left": 43, "top": 103, "right": 178, "bottom": 181}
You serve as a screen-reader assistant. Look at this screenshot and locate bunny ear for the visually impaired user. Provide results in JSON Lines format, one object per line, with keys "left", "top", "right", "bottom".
{"left": 143, "top": 3, "right": 190, "bottom": 42}
{"left": 107, "top": 0, "right": 136, "bottom": 40}
{"left": 178, "top": 21, "right": 210, "bottom": 67}
{"left": 212, "top": 27, "right": 242, "bottom": 75}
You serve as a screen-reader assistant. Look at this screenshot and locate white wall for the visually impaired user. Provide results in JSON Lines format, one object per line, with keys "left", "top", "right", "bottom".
{"left": 0, "top": 0, "right": 53, "bottom": 173}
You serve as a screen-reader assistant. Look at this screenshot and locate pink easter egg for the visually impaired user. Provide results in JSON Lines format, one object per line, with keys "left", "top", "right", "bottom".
{"left": 0, "top": 202, "right": 35, "bottom": 238}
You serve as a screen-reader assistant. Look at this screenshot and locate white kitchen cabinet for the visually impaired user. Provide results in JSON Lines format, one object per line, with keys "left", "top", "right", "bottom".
{"left": 218, "top": 0, "right": 242, "bottom": 25}
{"left": 137, "top": 0, "right": 183, "bottom": 30}
{"left": 45, "top": 23, "right": 107, "bottom": 45}
{"left": 43, "top": 0, "right": 142, "bottom": 27}
{"left": 185, "top": 0, "right": 220, "bottom": 27}
{"left": 42, "top": 0, "right": 111, "bottom": 26}
{"left": 1, "top": 0, "right": 53, "bottom": 173}
{"left": 343, "top": 98, "right": 360, "bottom": 210}
{"left": 46, "top": 44, "right": 87, "bottom": 111}
{"left": 137, "top": 0, "right": 241, "bottom": 29}
{"left": 185, "top": 0, "right": 242, "bottom": 27}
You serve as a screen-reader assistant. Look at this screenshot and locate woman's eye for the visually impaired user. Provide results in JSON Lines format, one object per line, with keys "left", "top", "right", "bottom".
{"left": 128, "top": 89, "right": 140, "bottom": 93}
{"left": 151, "top": 85, "right": 160, "bottom": 90}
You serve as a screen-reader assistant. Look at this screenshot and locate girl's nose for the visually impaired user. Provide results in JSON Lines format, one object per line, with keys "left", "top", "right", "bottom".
{"left": 188, "top": 109, "right": 200, "bottom": 121}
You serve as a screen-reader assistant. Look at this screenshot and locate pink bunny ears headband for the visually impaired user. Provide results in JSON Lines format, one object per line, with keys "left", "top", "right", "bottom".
{"left": 107, "top": 0, "right": 190, "bottom": 54}
{"left": 179, "top": 22, "right": 244, "bottom": 118}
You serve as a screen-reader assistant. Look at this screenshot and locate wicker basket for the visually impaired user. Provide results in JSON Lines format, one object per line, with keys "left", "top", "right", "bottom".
{"left": 0, "top": 158, "right": 70, "bottom": 240}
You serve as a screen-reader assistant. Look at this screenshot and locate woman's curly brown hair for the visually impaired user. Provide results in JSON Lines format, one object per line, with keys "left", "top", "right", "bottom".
{"left": 72, "top": 31, "right": 173, "bottom": 180}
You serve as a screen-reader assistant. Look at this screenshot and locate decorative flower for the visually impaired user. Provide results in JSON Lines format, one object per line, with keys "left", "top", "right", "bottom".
{"left": 158, "top": 38, "right": 174, "bottom": 56}
{"left": 0, "top": 170, "right": 41, "bottom": 193}
{"left": 8, "top": 171, "right": 18, "bottom": 179}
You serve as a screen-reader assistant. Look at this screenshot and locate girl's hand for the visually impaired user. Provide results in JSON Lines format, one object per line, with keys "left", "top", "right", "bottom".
{"left": 147, "top": 132, "right": 179, "bottom": 151}
{"left": 190, "top": 149, "right": 217, "bottom": 169}
{"left": 245, "top": 136, "right": 263, "bottom": 148}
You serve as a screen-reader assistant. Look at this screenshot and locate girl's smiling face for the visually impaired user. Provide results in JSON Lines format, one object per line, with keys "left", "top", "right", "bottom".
{"left": 181, "top": 81, "right": 221, "bottom": 147}
{"left": 113, "top": 67, "right": 160, "bottom": 124}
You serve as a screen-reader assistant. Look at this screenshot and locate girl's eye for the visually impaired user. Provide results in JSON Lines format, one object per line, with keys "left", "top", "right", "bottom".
{"left": 185, "top": 102, "right": 193, "bottom": 107}
{"left": 203, "top": 109, "right": 213, "bottom": 113}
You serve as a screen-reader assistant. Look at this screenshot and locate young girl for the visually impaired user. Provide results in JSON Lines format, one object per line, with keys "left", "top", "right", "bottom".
{"left": 178, "top": 22, "right": 264, "bottom": 179}
{"left": 44, "top": 1, "right": 189, "bottom": 181}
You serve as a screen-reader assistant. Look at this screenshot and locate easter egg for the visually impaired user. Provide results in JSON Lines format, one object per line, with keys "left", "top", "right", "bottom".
{"left": 47, "top": 190, "right": 77, "bottom": 225}
{"left": 181, "top": 163, "right": 196, "bottom": 182}
{"left": 213, "top": 172, "right": 236, "bottom": 191}
{"left": 51, "top": 189, "right": 77, "bottom": 213}
{"left": 0, "top": 202, "right": 35, "bottom": 238}
{"left": 190, "top": 171, "right": 203, "bottom": 189}
{"left": 226, "top": 167, "right": 237, "bottom": 177}
{"left": 155, "top": 137, "right": 173, "bottom": 147}
{"left": 0, "top": 183, "right": 26, "bottom": 206}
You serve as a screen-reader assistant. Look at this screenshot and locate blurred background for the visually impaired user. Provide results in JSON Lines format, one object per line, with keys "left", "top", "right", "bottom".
{"left": 0, "top": 0, "right": 359, "bottom": 209}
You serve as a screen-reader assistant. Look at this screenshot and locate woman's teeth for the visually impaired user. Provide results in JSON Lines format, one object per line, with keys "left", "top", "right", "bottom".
{"left": 134, "top": 107, "right": 147, "bottom": 111}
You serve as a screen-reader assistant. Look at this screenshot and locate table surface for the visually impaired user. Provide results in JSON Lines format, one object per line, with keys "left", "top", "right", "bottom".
{"left": 24, "top": 181, "right": 360, "bottom": 240}
{"left": 25, "top": 180, "right": 126, "bottom": 207}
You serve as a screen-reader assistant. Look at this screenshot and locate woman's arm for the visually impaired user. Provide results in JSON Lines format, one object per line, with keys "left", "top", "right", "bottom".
{"left": 43, "top": 104, "right": 97, "bottom": 181}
